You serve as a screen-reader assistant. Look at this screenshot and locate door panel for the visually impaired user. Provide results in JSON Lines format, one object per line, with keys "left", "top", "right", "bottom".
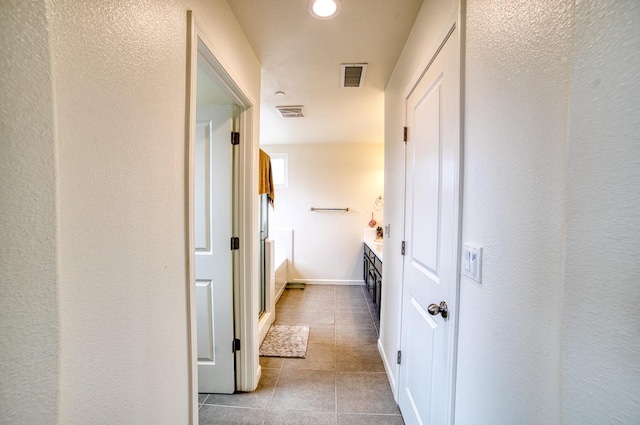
{"left": 399, "top": 27, "right": 460, "bottom": 425}
{"left": 410, "top": 81, "right": 442, "bottom": 276}
{"left": 196, "top": 280, "right": 215, "bottom": 360}
{"left": 195, "top": 121, "right": 212, "bottom": 253}
{"left": 195, "top": 104, "right": 235, "bottom": 394}
{"left": 403, "top": 297, "right": 438, "bottom": 424}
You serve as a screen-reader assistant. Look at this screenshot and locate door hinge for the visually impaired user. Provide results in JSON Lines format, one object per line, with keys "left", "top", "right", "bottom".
{"left": 231, "top": 131, "right": 240, "bottom": 145}
{"left": 397, "top": 350, "right": 402, "bottom": 364}
{"left": 403, "top": 126, "right": 408, "bottom": 142}
{"left": 231, "top": 237, "right": 240, "bottom": 250}
{"left": 401, "top": 241, "right": 406, "bottom": 256}
{"left": 233, "top": 339, "right": 241, "bottom": 352}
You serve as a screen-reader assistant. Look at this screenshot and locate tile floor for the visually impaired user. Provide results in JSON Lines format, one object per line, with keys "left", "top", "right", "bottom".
{"left": 199, "top": 284, "right": 404, "bottom": 425}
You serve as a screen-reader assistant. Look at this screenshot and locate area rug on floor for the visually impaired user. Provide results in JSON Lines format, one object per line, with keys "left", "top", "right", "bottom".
{"left": 259, "top": 325, "right": 310, "bottom": 358}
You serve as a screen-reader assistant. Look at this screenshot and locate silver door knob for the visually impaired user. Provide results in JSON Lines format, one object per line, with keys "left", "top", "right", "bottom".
{"left": 428, "top": 301, "right": 448, "bottom": 319}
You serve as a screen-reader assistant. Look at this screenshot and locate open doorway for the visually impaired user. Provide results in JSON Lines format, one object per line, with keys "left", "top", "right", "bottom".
{"left": 193, "top": 48, "right": 238, "bottom": 395}
{"left": 185, "top": 11, "right": 259, "bottom": 422}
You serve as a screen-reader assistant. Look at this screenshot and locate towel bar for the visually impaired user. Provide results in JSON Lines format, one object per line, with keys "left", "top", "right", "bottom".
{"left": 310, "top": 207, "right": 349, "bottom": 212}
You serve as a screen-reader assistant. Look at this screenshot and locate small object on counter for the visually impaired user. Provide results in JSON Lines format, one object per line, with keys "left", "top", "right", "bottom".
{"left": 376, "top": 226, "right": 383, "bottom": 240}
{"left": 369, "top": 212, "right": 377, "bottom": 227}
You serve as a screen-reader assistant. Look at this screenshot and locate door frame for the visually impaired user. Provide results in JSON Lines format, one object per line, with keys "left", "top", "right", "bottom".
{"left": 186, "top": 10, "right": 259, "bottom": 423}
{"left": 398, "top": 7, "right": 465, "bottom": 424}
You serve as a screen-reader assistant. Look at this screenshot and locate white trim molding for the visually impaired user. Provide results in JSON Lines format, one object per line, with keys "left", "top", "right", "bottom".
{"left": 291, "top": 279, "right": 365, "bottom": 286}
{"left": 185, "top": 11, "right": 260, "bottom": 423}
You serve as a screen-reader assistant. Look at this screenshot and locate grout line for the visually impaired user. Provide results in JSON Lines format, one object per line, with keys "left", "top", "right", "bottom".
{"left": 338, "top": 412, "right": 404, "bottom": 417}
{"left": 333, "top": 285, "right": 339, "bottom": 417}
{"left": 200, "top": 404, "right": 264, "bottom": 410}
{"left": 265, "top": 350, "right": 284, "bottom": 411}
{"left": 334, "top": 368, "right": 338, "bottom": 415}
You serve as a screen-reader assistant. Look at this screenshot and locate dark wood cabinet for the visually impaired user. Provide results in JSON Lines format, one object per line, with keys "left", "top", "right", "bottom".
{"left": 363, "top": 243, "right": 382, "bottom": 318}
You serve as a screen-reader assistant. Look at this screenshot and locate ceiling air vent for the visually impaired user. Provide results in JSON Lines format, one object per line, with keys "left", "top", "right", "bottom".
{"left": 276, "top": 105, "right": 305, "bottom": 118}
{"left": 340, "top": 63, "right": 367, "bottom": 88}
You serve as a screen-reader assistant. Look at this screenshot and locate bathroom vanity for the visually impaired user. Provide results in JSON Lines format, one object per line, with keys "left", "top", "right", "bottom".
{"left": 363, "top": 239, "right": 383, "bottom": 318}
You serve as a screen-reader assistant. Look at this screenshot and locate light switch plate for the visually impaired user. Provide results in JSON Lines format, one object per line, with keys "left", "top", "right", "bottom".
{"left": 462, "top": 243, "right": 482, "bottom": 284}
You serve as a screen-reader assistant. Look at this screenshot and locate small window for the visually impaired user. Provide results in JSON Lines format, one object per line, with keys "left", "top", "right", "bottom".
{"left": 270, "top": 153, "right": 288, "bottom": 188}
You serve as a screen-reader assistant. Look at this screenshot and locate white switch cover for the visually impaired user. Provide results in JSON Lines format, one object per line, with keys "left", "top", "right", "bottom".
{"left": 462, "top": 244, "right": 482, "bottom": 283}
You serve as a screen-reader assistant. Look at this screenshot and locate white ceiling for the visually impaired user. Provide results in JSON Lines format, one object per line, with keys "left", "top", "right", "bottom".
{"left": 228, "top": 0, "right": 424, "bottom": 145}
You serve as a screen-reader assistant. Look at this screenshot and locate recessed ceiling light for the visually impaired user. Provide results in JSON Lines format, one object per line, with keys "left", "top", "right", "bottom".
{"left": 308, "top": 0, "right": 341, "bottom": 20}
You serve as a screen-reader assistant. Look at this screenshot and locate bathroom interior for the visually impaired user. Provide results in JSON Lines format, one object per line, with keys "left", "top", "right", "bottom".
{"left": 258, "top": 142, "right": 385, "bottom": 343}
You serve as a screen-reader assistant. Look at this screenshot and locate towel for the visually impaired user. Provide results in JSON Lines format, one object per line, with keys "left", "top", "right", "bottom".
{"left": 259, "top": 149, "right": 274, "bottom": 206}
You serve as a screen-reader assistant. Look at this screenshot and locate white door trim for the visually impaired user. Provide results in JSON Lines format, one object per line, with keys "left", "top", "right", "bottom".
{"left": 186, "top": 10, "right": 259, "bottom": 423}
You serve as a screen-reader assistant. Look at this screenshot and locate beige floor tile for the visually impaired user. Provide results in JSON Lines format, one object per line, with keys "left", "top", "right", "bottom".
{"left": 337, "top": 413, "right": 404, "bottom": 425}
{"left": 198, "top": 405, "right": 265, "bottom": 424}
{"left": 336, "top": 345, "right": 385, "bottom": 372}
{"left": 335, "top": 323, "right": 379, "bottom": 345}
{"left": 274, "top": 311, "right": 303, "bottom": 325}
{"left": 297, "top": 309, "right": 335, "bottom": 325}
{"left": 303, "top": 284, "right": 335, "bottom": 294}
{"left": 302, "top": 296, "right": 335, "bottom": 309}
{"left": 265, "top": 410, "right": 337, "bottom": 425}
{"left": 308, "top": 324, "right": 336, "bottom": 344}
{"left": 283, "top": 342, "right": 335, "bottom": 371}
{"left": 336, "top": 297, "right": 368, "bottom": 309}
{"left": 270, "top": 369, "right": 336, "bottom": 412}
{"left": 203, "top": 368, "right": 279, "bottom": 409}
{"left": 260, "top": 356, "right": 285, "bottom": 370}
{"left": 335, "top": 309, "right": 373, "bottom": 325}
{"left": 336, "top": 372, "right": 401, "bottom": 414}
{"left": 335, "top": 285, "right": 366, "bottom": 296}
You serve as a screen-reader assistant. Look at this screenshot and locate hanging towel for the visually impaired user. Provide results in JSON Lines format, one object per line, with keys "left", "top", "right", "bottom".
{"left": 259, "top": 149, "right": 275, "bottom": 206}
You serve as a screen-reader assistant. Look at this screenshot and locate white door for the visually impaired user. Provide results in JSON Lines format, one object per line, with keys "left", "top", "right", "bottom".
{"left": 195, "top": 104, "right": 235, "bottom": 394}
{"left": 398, "top": 27, "right": 460, "bottom": 425}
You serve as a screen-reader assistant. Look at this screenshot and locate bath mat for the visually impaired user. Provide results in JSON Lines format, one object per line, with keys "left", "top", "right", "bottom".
{"left": 259, "top": 325, "right": 310, "bottom": 358}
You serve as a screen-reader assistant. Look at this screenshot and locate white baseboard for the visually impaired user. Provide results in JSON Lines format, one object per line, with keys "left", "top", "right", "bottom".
{"left": 378, "top": 338, "right": 399, "bottom": 403}
{"left": 275, "top": 283, "right": 286, "bottom": 302}
{"left": 291, "top": 279, "right": 365, "bottom": 286}
{"left": 258, "top": 310, "right": 274, "bottom": 345}
{"left": 256, "top": 365, "right": 262, "bottom": 390}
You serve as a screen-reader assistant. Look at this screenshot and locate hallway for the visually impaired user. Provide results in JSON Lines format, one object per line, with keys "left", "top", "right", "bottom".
{"left": 199, "top": 284, "right": 403, "bottom": 424}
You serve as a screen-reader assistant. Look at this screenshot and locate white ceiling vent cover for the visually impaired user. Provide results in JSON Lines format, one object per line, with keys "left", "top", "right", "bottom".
{"left": 340, "top": 63, "right": 367, "bottom": 88}
{"left": 276, "top": 105, "right": 305, "bottom": 118}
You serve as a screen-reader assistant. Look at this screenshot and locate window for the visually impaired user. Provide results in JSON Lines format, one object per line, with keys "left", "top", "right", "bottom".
{"left": 270, "top": 153, "right": 288, "bottom": 188}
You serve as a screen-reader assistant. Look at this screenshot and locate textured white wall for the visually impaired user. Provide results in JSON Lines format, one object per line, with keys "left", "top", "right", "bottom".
{"left": 0, "top": 3, "right": 60, "bottom": 425}
{"left": 47, "top": 0, "right": 260, "bottom": 423}
{"left": 562, "top": 1, "right": 640, "bottom": 422}
{"left": 456, "top": 1, "right": 572, "bottom": 423}
{"left": 381, "top": 0, "right": 458, "bottom": 396}
{"left": 385, "top": 1, "right": 639, "bottom": 424}
{"left": 262, "top": 144, "right": 384, "bottom": 283}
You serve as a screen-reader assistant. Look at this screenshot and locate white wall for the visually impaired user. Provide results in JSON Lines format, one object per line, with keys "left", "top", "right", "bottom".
{"left": 381, "top": 0, "right": 458, "bottom": 395}
{"left": 0, "top": 1, "right": 260, "bottom": 424}
{"left": 262, "top": 144, "right": 384, "bottom": 283}
{"left": 562, "top": 1, "right": 640, "bottom": 422}
{"left": 457, "top": 0, "right": 572, "bottom": 422}
{"left": 0, "top": 3, "right": 59, "bottom": 424}
{"left": 384, "top": 1, "right": 640, "bottom": 424}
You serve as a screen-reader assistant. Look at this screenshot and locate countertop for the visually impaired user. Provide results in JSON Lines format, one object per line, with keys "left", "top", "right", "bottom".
{"left": 364, "top": 238, "right": 383, "bottom": 261}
